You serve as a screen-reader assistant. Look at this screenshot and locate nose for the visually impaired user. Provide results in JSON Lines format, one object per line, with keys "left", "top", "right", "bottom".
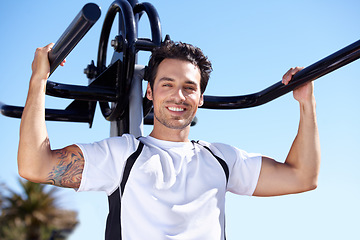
{"left": 172, "top": 88, "right": 186, "bottom": 103}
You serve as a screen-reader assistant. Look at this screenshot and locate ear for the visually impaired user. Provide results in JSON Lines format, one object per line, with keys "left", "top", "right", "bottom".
{"left": 146, "top": 82, "right": 153, "bottom": 101}
{"left": 198, "top": 94, "right": 204, "bottom": 107}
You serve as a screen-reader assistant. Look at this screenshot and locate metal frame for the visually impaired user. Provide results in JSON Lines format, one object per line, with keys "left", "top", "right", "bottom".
{"left": 1, "top": 0, "right": 360, "bottom": 137}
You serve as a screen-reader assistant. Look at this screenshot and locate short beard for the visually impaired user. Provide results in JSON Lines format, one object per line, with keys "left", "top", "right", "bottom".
{"left": 154, "top": 113, "right": 193, "bottom": 130}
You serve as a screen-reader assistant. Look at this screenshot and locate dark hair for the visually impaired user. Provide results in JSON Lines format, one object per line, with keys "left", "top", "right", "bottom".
{"left": 147, "top": 41, "right": 212, "bottom": 94}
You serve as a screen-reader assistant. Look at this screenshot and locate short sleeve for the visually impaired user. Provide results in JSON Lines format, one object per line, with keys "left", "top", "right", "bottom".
{"left": 208, "top": 143, "right": 262, "bottom": 196}
{"left": 76, "top": 134, "right": 138, "bottom": 195}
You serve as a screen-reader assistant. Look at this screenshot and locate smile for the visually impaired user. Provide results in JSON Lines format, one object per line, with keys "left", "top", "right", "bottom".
{"left": 168, "top": 106, "right": 185, "bottom": 112}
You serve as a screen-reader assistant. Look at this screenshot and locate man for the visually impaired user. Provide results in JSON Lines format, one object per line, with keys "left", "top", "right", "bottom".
{"left": 18, "top": 41, "right": 320, "bottom": 239}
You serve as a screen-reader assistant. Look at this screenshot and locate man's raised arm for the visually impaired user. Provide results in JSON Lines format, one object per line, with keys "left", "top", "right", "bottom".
{"left": 253, "top": 67, "right": 321, "bottom": 196}
{"left": 17, "top": 43, "right": 84, "bottom": 189}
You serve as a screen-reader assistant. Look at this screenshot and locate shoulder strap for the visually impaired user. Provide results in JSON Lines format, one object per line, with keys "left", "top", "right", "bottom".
{"left": 106, "top": 140, "right": 144, "bottom": 240}
{"left": 120, "top": 141, "right": 144, "bottom": 195}
{"left": 192, "top": 141, "right": 229, "bottom": 184}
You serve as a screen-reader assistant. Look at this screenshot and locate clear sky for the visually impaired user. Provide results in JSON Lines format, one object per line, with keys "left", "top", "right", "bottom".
{"left": 0, "top": 0, "right": 359, "bottom": 239}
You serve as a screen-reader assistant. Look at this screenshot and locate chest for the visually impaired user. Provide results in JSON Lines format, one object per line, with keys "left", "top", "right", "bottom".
{"left": 123, "top": 146, "right": 228, "bottom": 204}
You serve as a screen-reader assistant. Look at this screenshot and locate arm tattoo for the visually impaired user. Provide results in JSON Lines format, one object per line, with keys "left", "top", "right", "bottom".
{"left": 45, "top": 145, "right": 84, "bottom": 188}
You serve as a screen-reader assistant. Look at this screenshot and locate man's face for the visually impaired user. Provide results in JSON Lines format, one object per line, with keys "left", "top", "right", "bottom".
{"left": 147, "top": 58, "right": 204, "bottom": 130}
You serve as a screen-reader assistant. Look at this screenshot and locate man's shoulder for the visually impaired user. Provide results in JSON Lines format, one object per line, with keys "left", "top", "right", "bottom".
{"left": 77, "top": 134, "right": 140, "bottom": 154}
{"left": 102, "top": 134, "right": 139, "bottom": 144}
{"left": 193, "top": 140, "right": 239, "bottom": 158}
{"left": 194, "top": 139, "right": 234, "bottom": 150}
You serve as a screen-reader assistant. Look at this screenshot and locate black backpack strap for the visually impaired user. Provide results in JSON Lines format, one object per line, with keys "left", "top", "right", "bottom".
{"left": 192, "top": 140, "right": 229, "bottom": 184}
{"left": 105, "top": 140, "right": 144, "bottom": 240}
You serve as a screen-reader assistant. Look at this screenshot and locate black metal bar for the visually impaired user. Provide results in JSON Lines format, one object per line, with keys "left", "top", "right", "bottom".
{"left": 98, "top": 0, "right": 137, "bottom": 121}
{"left": 46, "top": 59, "right": 124, "bottom": 102}
{"left": 46, "top": 81, "right": 117, "bottom": 102}
{"left": 0, "top": 102, "right": 91, "bottom": 123}
{"left": 202, "top": 38, "right": 360, "bottom": 109}
{"left": 133, "top": 2, "right": 162, "bottom": 46}
{"left": 1, "top": 3, "right": 101, "bottom": 125}
{"left": 97, "top": 0, "right": 136, "bottom": 72}
{"left": 135, "top": 38, "right": 158, "bottom": 51}
{"left": 126, "top": 0, "right": 139, "bottom": 8}
{"left": 48, "top": 3, "right": 101, "bottom": 76}
{"left": 132, "top": 2, "right": 162, "bottom": 121}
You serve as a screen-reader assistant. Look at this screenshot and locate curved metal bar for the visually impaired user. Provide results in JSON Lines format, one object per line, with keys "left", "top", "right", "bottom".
{"left": 202, "top": 38, "right": 360, "bottom": 109}
{"left": 97, "top": 0, "right": 137, "bottom": 121}
{"left": 133, "top": 2, "right": 163, "bottom": 120}
{"left": 126, "top": 0, "right": 139, "bottom": 8}
{"left": 133, "top": 2, "right": 162, "bottom": 46}
{"left": 48, "top": 3, "right": 101, "bottom": 76}
{"left": 97, "top": 0, "right": 136, "bottom": 70}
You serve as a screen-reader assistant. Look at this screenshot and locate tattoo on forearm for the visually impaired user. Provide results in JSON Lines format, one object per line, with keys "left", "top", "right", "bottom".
{"left": 46, "top": 146, "right": 84, "bottom": 188}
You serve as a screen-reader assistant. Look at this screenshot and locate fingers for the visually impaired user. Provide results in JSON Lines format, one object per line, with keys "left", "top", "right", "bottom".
{"left": 282, "top": 66, "right": 304, "bottom": 85}
{"left": 46, "top": 42, "right": 55, "bottom": 51}
{"left": 35, "top": 42, "right": 54, "bottom": 52}
{"left": 34, "top": 43, "right": 54, "bottom": 60}
{"left": 31, "top": 43, "right": 55, "bottom": 79}
{"left": 37, "top": 43, "right": 66, "bottom": 67}
{"left": 60, "top": 59, "right": 66, "bottom": 67}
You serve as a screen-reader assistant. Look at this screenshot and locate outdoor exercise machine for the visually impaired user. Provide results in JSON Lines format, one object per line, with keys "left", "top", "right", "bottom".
{"left": 1, "top": 0, "right": 360, "bottom": 138}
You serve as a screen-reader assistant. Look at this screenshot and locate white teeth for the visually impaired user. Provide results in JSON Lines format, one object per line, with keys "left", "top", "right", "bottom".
{"left": 168, "top": 107, "right": 184, "bottom": 112}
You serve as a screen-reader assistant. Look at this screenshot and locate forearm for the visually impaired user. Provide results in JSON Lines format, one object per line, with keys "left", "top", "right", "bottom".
{"left": 17, "top": 44, "right": 80, "bottom": 186}
{"left": 285, "top": 97, "right": 321, "bottom": 190}
{"left": 253, "top": 69, "right": 321, "bottom": 197}
{"left": 18, "top": 75, "right": 52, "bottom": 181}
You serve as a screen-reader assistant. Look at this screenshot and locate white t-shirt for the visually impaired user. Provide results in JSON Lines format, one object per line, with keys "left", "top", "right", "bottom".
{"left": 77, "top": 134, "right": 262, "bottom": 240}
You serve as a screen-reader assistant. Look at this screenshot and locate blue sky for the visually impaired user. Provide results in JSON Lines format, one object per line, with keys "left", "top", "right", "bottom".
{"left": 0, "top": 0, "right": 359, "bottom": 239}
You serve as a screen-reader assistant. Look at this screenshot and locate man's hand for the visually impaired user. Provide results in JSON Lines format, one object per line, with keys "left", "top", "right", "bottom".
{"left": 31, "top": 43, "right": 66, "bottom": 81}
{"left": 282, "top": 66, "right": 314, "bottom": 104}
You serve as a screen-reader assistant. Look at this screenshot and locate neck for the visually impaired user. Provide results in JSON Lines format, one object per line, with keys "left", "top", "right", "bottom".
{"left": 150, "top": 122, "right": 190, "bottom": 142}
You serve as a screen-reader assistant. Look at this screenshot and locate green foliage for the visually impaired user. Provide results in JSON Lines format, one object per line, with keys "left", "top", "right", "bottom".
{"left": 0, "top": 179, "right": 78, "bottom": 240}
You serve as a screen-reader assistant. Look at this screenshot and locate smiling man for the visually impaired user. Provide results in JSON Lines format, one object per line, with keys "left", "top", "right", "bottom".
{"left": 18, "top": 41, "right": 320, "bottom": 239}
{"left": 147, "top": 58, "right": 204, "bottom": 140}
